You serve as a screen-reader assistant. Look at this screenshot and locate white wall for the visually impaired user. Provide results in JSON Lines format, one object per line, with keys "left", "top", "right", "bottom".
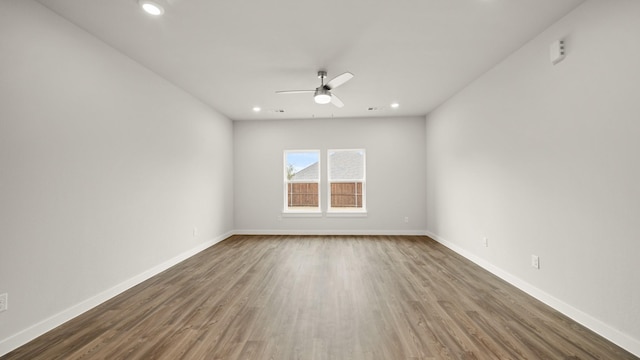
{"left": 0, "top": 0, "right": 234, "bottom": 353}
{"left": 234, "top": 117, "right": 426, "bottom": 234}
{"left": 425, "top": 0, "right": 640, "bottom": 354}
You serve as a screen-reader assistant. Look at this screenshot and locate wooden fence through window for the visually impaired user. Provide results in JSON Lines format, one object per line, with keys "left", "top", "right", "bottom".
{"left": 287, "top": 182, "right": 363, "bottom": 208}
{"left": 331, "top": 182, "right": 363, "bottom": 208}
{"left": 287, "top": 183, "right": 318, "bottom": 207}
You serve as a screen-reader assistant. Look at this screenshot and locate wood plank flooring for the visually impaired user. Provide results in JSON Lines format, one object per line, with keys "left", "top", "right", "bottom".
{"left": 2, "top": 235, "right": 637, "bottom": 359}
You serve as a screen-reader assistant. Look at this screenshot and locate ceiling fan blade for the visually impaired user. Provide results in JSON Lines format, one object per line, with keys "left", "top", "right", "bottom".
{"left": 331, "top": 94, "right": 344, "bottom": 108}
{"left": 275, "top": 90, "right": 315, "bottom": 94}
{"left": 326, "top": 72, "right": 354, "bottom": 90}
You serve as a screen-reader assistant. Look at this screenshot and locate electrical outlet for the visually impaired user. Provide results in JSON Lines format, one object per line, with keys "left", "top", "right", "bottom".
{"left": 404, "top": 217, "right": 409, "bottom": 223}
{"left": 483, "top": 237, "right": 488, "bottom": 247}
{"left": 0, "top": 293, "right": 8, "bottom": 312}
{"left": 193, "top": 227, "right": 198, "bottom": 237}
{"left": 531, "top": 255, "right": 540, "bottom": 269}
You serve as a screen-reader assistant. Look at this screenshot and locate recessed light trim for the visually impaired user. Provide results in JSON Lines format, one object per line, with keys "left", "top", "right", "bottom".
{"left": 139, "top": 0, "right": 164, "bottom": 16}
{"left": 391, "top": 102, "right": 400, "bottom": 109}
{"left": 252, "top": 107, "right": 261, "bottom": 112}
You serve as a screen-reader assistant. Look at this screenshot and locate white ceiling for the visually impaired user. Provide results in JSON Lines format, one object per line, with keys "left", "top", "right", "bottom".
{"left": 35, "top": 0, "right": 584, "bottom": 121}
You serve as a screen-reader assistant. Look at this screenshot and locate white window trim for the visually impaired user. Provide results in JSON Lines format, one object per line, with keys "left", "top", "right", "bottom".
{"left": 325, "top": 211, "right": 368, "bottom": 218}
{"left": 281, "top": 211, "right": 323, "bottom": 218}
{"left": 326, "top": 149, "right": 367, "bottom": 215}
{"left": 283, "top": 150, "right": 321, "bottom": 214}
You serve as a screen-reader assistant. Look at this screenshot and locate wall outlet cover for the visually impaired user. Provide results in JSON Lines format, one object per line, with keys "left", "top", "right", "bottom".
{"left": 0, "top": 293, "right": 7, "bottom": 312}
{"left": 531, "top": 255, "right": 540, "bottom": 269}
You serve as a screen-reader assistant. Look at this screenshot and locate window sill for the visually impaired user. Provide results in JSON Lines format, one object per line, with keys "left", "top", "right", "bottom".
{"left": 281, "top": 211, "right": 323, "bottom": 218}
{"left": 325, "top": 210, "right": 368, "bottom": 218}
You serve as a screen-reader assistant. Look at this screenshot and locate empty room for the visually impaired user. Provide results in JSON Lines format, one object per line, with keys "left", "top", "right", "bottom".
{"left": 1, "top": 0, "right": 639, "bottom": 358}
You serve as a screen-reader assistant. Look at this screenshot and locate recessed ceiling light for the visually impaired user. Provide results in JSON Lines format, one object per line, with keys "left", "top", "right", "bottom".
{"left": 391, "top": 102, "right": 400, "bottom": 109}
{"left": 139, "top": 0, "right": 164, "bottom": 16}
{"left": 252, "top": 107, "right": 261, "bottom": 112}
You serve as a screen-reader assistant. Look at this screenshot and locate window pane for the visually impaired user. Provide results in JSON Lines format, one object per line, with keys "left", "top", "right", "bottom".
{"left": 288, "top": 183, "right": 319, "bottom": 207}
{"left": 330, "top": 182, "right": 362, "bottom": 207}
{"left": 285, "top": 151, "right": 319, "bottom": 181}
{"left": 284, "top": 150, "right": 320, "bottom": 211}
{"left": 328, "top": 149, "right": 365, "bottom": 210}
{"left": 328, "top": 150, "right": 364, "bottom": 180}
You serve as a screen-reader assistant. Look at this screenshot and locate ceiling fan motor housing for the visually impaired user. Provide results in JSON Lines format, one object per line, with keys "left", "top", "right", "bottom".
{"left": 276, "top": 70, "right": 352, "bottom": 107}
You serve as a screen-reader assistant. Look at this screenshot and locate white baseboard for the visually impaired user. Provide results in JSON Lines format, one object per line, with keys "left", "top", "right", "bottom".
{"left": 425, "top": 230, "right": 640, "bottom": 358}
{"left": 0, "top": 231, "right": 233, "bottom": 357}
{"left": 234, "top": 229, "right": 429, "bottom": 236}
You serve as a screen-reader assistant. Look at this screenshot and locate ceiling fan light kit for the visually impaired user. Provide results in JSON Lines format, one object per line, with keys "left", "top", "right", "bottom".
{"left": 138, "top": 0, "right": 164, "bottom": 16}
{"left": 314, "top": 89, "right": 332, "bottom": 104}
{"left": 276, "top": 70, "right": 354, "bottom": 108}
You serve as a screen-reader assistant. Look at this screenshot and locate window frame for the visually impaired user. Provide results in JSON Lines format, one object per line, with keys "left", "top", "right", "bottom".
{"left": 326, "top": 149, "right": 367, "bottom": 215}
{"left": 283, "top": 149, "right": 321, "bottom": 214}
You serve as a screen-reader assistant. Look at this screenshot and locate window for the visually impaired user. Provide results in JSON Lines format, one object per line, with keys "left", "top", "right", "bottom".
{"left": 284, "top": 150, "right": 320, "bottom": 212}
{"left": 328, "top": 149, "right": 366, "bottom": 212}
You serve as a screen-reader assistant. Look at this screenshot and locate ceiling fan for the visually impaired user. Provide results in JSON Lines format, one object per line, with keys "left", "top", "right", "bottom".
{"left": 276, "top": 70, "right": 354, "bottom": 108}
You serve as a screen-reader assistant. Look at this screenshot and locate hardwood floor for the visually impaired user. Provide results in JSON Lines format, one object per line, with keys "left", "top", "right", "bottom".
{"left": 3, "top": 235, "right": 636, "bottom": 359}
